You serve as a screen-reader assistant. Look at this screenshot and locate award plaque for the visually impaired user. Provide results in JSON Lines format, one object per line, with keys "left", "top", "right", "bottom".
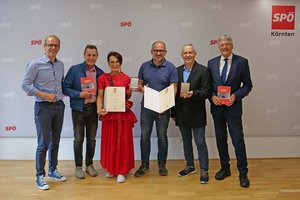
{"left": 180, "top": 82, "right": 190, "bottom": 97}
{"left": 129, "top": 77, "right": 139, "bottom": 90}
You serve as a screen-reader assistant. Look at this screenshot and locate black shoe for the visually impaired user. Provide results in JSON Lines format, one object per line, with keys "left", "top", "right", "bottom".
{"left": 178, "top": 166, "right": 196, "bottom": 177}
{"left": 239, "top": 174, "right": 250, "bottom": 188}
{"left": 158, "top": 162, "right": 168, "bottom": 176}
{"left": 200, "top": 170, "right": 209, "bottom": 184}
{"left": 134, "top": 164, "right": 149, "bottom": 177}
{"left": 215, "top": 168, "right": 231, "bottom": 180}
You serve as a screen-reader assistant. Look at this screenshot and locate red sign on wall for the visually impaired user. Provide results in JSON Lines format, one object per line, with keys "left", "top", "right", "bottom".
{"left": 272, "top": 5, "right": 295, "bottom": 30}
{"left": 5, "top": 125, "right": 16, "bottom": 131}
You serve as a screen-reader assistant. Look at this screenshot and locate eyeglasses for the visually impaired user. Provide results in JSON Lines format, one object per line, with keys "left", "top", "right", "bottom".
{"left": 152, "top": 49, "right": 166, "bottom": 54}
{"left": 45, "top": 44, "right": 60, "bottom": 48}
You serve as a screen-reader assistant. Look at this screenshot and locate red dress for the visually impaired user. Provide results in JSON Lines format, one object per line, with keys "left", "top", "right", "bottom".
{"left": 97, "top": 72, "right": 137, "bottom": 175}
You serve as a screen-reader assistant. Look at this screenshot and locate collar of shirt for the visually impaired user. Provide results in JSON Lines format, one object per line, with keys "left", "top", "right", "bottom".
{"left": 183, "top": 65, "right": 192, "bottom": 72}
{"left": 150, "top": 59, "right": 167, "bottom": 68}
{"left": 221, "top": 54, "right": 233, "bottom": 62}
{"left": 42, "top": 55, "right": 57, "bottom": 63}
{"left": 85, "top": 64, "right": 96, "bottom": 72}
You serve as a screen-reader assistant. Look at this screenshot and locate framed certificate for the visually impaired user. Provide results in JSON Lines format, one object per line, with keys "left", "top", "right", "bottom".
{"left": 180, "top": 82, "right": 190, "bottom": 97}
{"left": 104, "top": 86, "right": 125, "bottom": 112}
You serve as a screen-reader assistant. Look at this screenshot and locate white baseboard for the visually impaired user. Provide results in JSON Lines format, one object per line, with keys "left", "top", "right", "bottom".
{"left": 0, "top": 136, "right": 299, "bottom": 160}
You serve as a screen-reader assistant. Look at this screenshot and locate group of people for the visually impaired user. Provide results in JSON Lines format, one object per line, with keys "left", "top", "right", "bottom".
{"left": 21, "top": 34, "right": 253, "bottom": 191}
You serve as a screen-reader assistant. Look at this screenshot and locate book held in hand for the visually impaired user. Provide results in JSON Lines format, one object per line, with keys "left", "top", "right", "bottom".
{"left": 80, "top": 77, "right": 96, "bottom": 94}
{"left": 217, "top": 86, "right": 231, "bottom": 105}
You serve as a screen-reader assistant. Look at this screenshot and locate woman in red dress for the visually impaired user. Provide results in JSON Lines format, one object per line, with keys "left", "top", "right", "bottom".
{"left": 97, "top": 51, "right": 137, "bottom": 183}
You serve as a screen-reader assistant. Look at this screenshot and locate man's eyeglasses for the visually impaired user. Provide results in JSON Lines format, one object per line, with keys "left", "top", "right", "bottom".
{"left": 152, "top": 49, "right": 166, "bottom": 54}
{"left": 45, "top": 44, "right": 60, "bottom": 48}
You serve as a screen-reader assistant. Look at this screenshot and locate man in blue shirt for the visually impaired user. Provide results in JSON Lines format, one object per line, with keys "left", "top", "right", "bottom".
{"left": 22, "top": 35, "right": 66, "bottom": 190}
{"left": 63, "top": 45, "right": 103, "bottom": 179}
{"left": 134, "top": 41, "right": 178, "bottom": 177}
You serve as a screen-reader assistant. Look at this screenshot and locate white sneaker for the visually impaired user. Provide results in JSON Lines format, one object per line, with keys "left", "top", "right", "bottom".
{"left": 36, "top": 175, "right": 50, "bottom": 190}
{"left": 105, "top": 172, "right": 114, "bottom": 178}
{"left": 117, "top": 174, "right": 125, "bottom": 183}
{"left": 48, "top": 169, "right": 67, "bottom": 182}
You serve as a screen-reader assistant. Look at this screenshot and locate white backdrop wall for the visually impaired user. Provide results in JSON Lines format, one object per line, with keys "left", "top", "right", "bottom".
{"left": 0, "top": 0, "right": 300, "bottom": 160}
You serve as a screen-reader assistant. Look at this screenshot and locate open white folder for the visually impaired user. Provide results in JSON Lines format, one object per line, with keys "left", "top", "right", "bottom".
{"left": 144, "top": 84, "right": 175, "bottom": 113}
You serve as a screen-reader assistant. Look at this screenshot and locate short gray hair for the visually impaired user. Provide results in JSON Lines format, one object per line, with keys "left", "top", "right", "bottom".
{"left": 181, "top": 43, "right": 196, "bottom": 54}
{"left": 218, "top": 34, "right": 233, "bottom": 46}
{"left": 151, "top": 40, "right": 166, "bottom": 50}
{"left": 44, "top": 35, "right": 61, "bottom": 46}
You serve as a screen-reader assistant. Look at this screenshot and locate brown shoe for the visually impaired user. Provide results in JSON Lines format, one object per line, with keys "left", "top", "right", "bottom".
{"left": 86, "top": 165, "right": 98, "bottom": 177}
{"left": 158, "top": 162, "right": 168, "bottom": 176}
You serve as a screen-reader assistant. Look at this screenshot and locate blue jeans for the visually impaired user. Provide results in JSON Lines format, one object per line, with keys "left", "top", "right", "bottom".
{"left": 72, "top": 103, "right": 98, "bottom": 167}
{"left": 140, "top": 107, "right": 170, "bottom": 165}
{"left": 34, "top": 100, "right": 65, "bottom": 176}
{"left": 179, "top": 126, "right": 209, "bottom": 170}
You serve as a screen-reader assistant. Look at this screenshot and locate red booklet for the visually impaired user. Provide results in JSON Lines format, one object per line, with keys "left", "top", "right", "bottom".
{"left": 217, "top": 86, "right": 231, "bottom": 105}
{"left": 80, "top": 77, "right": 96, "bottom": 95}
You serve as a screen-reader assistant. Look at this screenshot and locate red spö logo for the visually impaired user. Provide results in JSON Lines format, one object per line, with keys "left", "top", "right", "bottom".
{"left": 120, "top": 21, "right": 132, "bottom": 27}
{"left": 5, "top": 125, "right": 16, "bottom": 131}
{"left": 210, "top": 40, "right": 218, "bottom": 45}
{"left": 272, "top": 5, "right": 295, "bottom": 30}
{"left": 31, "top": 39, "right": 42, "bottom": 45}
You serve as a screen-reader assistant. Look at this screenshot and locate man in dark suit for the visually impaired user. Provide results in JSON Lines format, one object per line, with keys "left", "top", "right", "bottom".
{"left": 171, "top": 44, "right": 211, "bottom": 184}
{"left": 207, "top": 35, "right": 253, "bottom": 188}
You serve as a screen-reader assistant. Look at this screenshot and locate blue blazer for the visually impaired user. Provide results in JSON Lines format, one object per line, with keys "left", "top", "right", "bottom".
{"left": 63, "top": 62, "right": 103, "bottom": 111}
{"left": 207, "top": 54, "right": 253, "bottom": 117}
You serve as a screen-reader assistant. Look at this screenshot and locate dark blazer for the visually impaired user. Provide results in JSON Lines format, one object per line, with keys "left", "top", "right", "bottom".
{"left": 207, "top": 54, "right": 253, "bottom": 117}
{"left": 171, "top": 62, "right": 211, "bottom": 127}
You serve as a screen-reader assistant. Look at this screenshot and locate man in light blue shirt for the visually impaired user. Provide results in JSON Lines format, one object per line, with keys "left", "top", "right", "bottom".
{"left": 22, "top": 35, "right": 67, "bottom": 190}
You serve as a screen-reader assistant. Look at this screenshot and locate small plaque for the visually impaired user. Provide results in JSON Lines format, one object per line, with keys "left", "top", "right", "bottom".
{"left": 130, "top": 77, "right": 139, "bottom": 90}
{"left": 180, "top": 82, "right": 190, "bottom": 97}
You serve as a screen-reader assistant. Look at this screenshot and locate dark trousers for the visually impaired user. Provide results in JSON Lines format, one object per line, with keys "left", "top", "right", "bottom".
{"left": 34, "top": 100, "right": 65, "bottom": 176}
{"left": 72, "top": 103, "right": 98, "bottom": 167}
{"left": 212, "top": 111, "right": 248, "bottom": 175}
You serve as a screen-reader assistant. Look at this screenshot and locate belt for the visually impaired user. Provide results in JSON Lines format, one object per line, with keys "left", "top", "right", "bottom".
{"left": 36, "top": 100, "right": 63, "bottom": 105}
{"left": 84, "top": 102, "right": 96, "bottom": 107}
